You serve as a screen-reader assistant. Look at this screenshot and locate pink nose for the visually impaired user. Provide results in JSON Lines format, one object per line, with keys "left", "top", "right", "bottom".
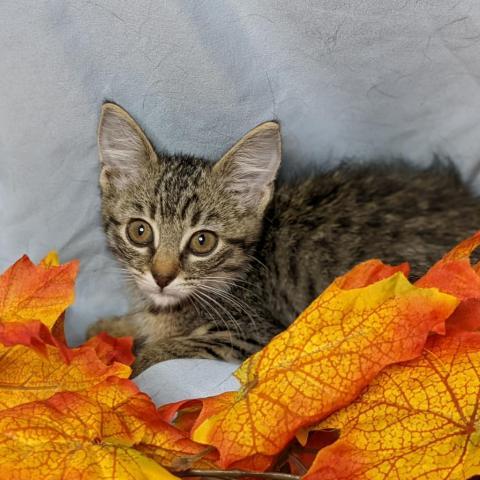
{"left": 153, "top": 273, "right": 176, "bottom": 289}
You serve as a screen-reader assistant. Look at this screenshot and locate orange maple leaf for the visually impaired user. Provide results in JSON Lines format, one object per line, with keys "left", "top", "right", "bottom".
{"left": 4, "top": 243, "right": 480, "bottom": 478}
{"left": 0, "top": 253, "right": 133, "bottom": 410}
{"left": 191, "top": 263, "right": 458, "bottom": 466}
{"left": 157, "top": 399, "right": 277, "bottom": 471}
{"left": 417, "top": 232, "right": 480, "bottom": 335}
{"left": 0, "top": 319, "right": 56, "bottom": 353}
{"left": 0, "top": 253, "right": 221, "bottom": 477}
{"left": 106, "top": 384, "right": 219, "bottom": 472}
{"left": 305, "top": 331, "right": 480, "bottom": 480}
{"left": 158, "top": 399, "right": 204, "bottom": 434}
{"left": 84, "top": 331, "right": 135, "bottom": 366}
{"left": 333, "top": 259, "right": 410, "bottom": 289}
{"left": 0, "top": 340, "right": 131, "bottom": 410}
{"left": 417, "top": 231, "right": 480, "bottom": 301}
{"left": 285, "top": 430, "right": 339, "bottom": 476}
{"left": 138, "top": 422, "right": 219, "bottom": 472}
{"left": 0, "top": 378, "right": 179, "bottom": 480}
{"left": 0, "top": 253, "right": 78, "bottom": 329}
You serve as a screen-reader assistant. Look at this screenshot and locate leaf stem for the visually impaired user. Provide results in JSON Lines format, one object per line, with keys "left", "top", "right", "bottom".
{"left": 175, "top": 469, "right": 301, "bottom": 480}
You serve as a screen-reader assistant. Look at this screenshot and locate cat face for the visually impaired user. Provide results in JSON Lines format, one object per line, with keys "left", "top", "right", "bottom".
{"left": 97, "top": 103, "right": 281, "bottom": 309}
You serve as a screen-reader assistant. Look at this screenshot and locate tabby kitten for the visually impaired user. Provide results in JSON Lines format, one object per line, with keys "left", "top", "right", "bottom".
{"left": 88, "top": 103, "right": 480, "bottom": 375}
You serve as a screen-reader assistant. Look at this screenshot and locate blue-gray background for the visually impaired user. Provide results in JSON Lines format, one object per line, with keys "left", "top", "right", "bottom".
{"left": 2, "top": 1, "right": 480, "bottom": 345}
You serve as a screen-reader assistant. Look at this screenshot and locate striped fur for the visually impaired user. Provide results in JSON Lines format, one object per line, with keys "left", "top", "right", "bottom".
{"left": 88, "top": 104, "right": 480, "bottom": 375}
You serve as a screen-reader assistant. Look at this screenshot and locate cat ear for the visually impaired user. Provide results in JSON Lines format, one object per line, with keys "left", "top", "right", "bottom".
{"left": 97, "top": 103, "right": 156, "bottom": 189}
{"left": 213, "top": 121, "right": 281, "bottom": 212}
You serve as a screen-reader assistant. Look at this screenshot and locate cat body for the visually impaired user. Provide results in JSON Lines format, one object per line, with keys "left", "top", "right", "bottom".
{"left": 88, "top": 103, "right": 480, "bottom": 374}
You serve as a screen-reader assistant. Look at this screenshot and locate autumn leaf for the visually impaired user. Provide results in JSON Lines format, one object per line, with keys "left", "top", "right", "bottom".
{"left": 158, "top": 399, "right": 204, "bottom": 434}
{"left": 0, "top": 253, "right": 218, "bottom": 476}
{"left": 158, "top": 399, "right": 201, "bottom": 423}
{"left": 0, "top": 345, "right": 214, "bottom": 479}
{"left": 0, "top": 252, "right": 135, "bottom": 410}
{"left": 0, "top": 376, "right": 223, "bottom": 479}
{"left": 305, "top": 332, "right": 480, "bottom": 480}
{"left": 417, "top": 231, "right": 480, "bottom": 301}
{"left": 0, "top": 253, "right": 78, "bottom": 329}
{"left": 446, "top": 299, "right": 480, "bottom": 334}
{"left": 39, "top": 251, "right": 60, "bottom": 268}
{"left": 229, "top": 453, "right": 277, "bottom": 472}
{"left": 0, "top": 340, "right": 131, "bottom": 410}
{"left": 192, "top": 265, "right": 458, "bottom": 466}
{"left": 110, "top": 386, "right": 219, "bottom": 472}
{"left": 39, "top": 251, "right": 68, "bottom": 341}
{"left": 87, "top": 378, "right": 219, "bottom": 472}
{"left": 138, "top": 421, "right": 219, "bottom": 472}
{"left": 0, "top": 319, "right": 56, "bottom": 353}
{"left": 333, "top": 259, "right": 410, "bottom": 289}
{"left": 286, "top": 430, "right": 339, "bottom": 476}
{"left": 0, "top": 378, "right": 179, "bottom": 480}
{"left": 158, "top": 401, "right": 278, "bottom": 471}
{"left": 2, "top": 242, "right": 478, "bottom": 478}
{"left": 84, "top": 331, "right": 135, "bottom": 366}
{"left": 416, "top": 232, "right": 480, "bottom": 335}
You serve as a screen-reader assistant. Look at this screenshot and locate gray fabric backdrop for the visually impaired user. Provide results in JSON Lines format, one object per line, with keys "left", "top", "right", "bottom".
{"left": 2, "top": 0, "right": 480, "bottom": 347}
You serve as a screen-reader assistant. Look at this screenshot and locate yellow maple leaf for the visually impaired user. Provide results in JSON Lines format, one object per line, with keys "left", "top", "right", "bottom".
{"left": 306, "top": 332, "right": 480, "bottom": 480}
{"left": 0, "top": 378, "right": 179, "bottom": 480}
{"left": 0, "top": 341, "right": 130, "bottom": 410}
{"left": 39, "top": 251, "right": 60, "bottom": 267}
{"left": 192, "top": 264, "right": 458, "bottom": 466}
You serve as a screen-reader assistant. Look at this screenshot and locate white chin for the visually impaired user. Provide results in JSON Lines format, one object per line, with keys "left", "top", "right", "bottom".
{"left": 149, "top": 292, "right": 184, "bottom": 308}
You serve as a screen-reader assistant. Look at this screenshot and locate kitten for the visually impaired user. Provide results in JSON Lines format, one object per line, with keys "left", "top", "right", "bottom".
{"left": 87, "top": 103, "right": 480, "bottom": 375}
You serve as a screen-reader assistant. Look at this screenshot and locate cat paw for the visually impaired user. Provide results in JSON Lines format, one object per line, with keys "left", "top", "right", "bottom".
{"left": 130, "top": 344, "right": 174, "bottom": 377}
{"left": 131, "top": 349, "right": 157, "bottom": 377}
{"left": 86, "top": 316, "right": 130, "bottom": 339}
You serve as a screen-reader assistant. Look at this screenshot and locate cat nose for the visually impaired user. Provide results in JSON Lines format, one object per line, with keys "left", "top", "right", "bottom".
{"left": 153, "top": 272, "right": 176, "bottom": 289}
{"left": 151, "top": 256, "right": 179, "bottom": 290}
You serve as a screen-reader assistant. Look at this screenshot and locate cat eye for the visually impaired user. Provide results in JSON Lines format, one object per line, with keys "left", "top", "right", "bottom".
{"left": 126, "top": 219, "right": 153, "bottom": 246}
{"left": 189, "top": 231, "right": 218, "bottom": 256}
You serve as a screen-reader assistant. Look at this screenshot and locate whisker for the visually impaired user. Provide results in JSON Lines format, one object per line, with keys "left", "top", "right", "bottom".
{"left": 105, "top": 263, "right": 264, "bottom": 347}
{"left": 190, "top": 290, "right": 235, "bottom": 348}
{"left": 197, "top": 275, "right": 261, "bottom": 289}
{"left": 198, "top": 283, "right": 257, "bottom": 314}
{"left": 197, "top": 284, "right": 260, "bottom": 339}
{"left": 194, "top": 288, "right": 243, "bottom": 339}
{"left": 196, "top": 286, "right": 255, "bottom": 339}
{"left": 203, "top": 278, "right": 262, "bottom": 299}
{"left": 245, "top": 253, "right": 270, "bottom": 274}
{"left": 176, "top": 282, "right": 236, "bottom": 342}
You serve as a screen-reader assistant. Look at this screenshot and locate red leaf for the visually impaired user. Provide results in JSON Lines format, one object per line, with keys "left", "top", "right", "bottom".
{"left": 84, "top": 332, "right": 135, "bottom": 366}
